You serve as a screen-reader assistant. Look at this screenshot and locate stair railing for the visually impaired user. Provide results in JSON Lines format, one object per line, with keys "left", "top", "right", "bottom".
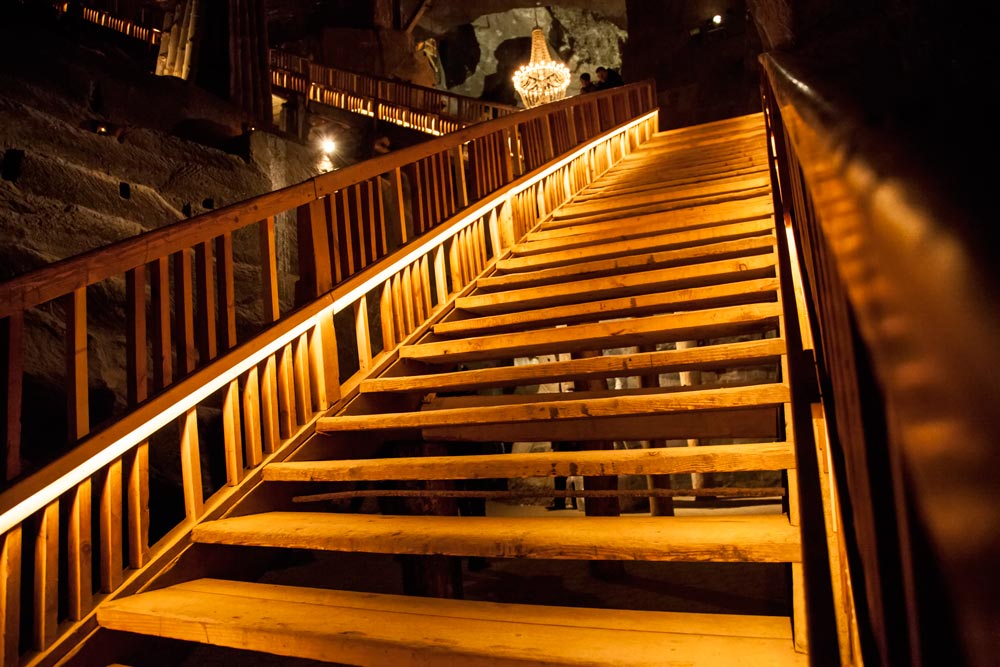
{"left": 270, "top": 50, "right": 519, "bottom": 135}
{"left": 760, "top": 52, "right": 999, "bottom": 667}
{"left": 0, "top": 80, "right": 657, "bottom": 667}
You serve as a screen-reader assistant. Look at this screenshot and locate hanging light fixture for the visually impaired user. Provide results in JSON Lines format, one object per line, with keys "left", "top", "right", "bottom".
{"left": 512, "top": 17, "right": 571, "bottom": 109}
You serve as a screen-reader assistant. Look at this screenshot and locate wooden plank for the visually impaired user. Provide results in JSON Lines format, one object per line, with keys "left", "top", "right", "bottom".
{"left": 67, "top": 479, "right": 93, "bottom": 620}
{"left": 100, "top": 458, "right": 124, "bottom": 593}
{"left": 1, "top": 527, "right": 21, "bottom": 667}
{"left": 356, "top": 296, "right": 372, "bottom": 372}
{"left": 404, "top": 303, "right": 782, "bottom": 364}
{"left": 194, "top": 241, "right": 218, "bottom": 363}
{"left": 455, "top": 255, "right": 777, "bottom": 315}
{"left": 125, "top": 266, "right": 147, "bottom": 406}
{"left": 259, "top": 218, "right": 281, "bottom": 322}
{"left": 149, "top": 257, "right": 172, "bottom": 390}
{"left": 2, "top": 313, "right": 23, "bottom": 481}
{"left": 292, "top": 334, "right": 312, "bottom": 425}
{"left": 97, "top": 579, "right": 807, "bottom": 666}
{"left": 276, "top": 343, "right": 296, "bottom": 437}
{"left": 216, "top": 233, "right": 237, "bottom": 350}
{"left": 318, "top": 383, "right": 789, "bottom": 432}
{"left": 174, "top": 249, "right": 196, "bottom": 376}
{"left": 65, "top": 288, "right": 89, "bottom": 442}
{"left": 179, "top": 408, "right": 204, "bottom": 520}
{"left": 478, "top": 235, "right": 776, "bottom": 292}
{"left": 242, "top": 367, "right": 264, "bottom": 468}
{"left": 363, "top": 338, "right": 785, "bottom": 395}
{"left": 33, "top": 501, "right": 58, "bottom": 650}
{"left": 193, "top": 512, "right": 800, "bottom": 562}
{"left": 435, "top": 277, "right": 779, "bottom": 337}
{"left": 126, "top": 443, "right": 150, "bottom": 569}
{"left": 222, "top": 380, "right": 244, "bottom": 486}
{"left": 259, "top": 355, "right": 280, "bottom": 454}
{"left": 264, "top": 441, "right": 796, "bottom": 483}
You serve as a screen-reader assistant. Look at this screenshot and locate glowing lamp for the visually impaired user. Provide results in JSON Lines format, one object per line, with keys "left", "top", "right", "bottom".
{"left": 512, "top": 27, "right": 571, "bottom": 109}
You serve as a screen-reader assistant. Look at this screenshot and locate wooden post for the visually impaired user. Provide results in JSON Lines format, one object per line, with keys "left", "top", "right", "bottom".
{"left": 67, "top": 479, "right": 93, "bottom": 620}
{"left": 259, "top": 216, "right": 281, "bottom": 322}
{"left": 180, "top": 407, "right": 204, "bottom": 520}
{"left": 33, "top": 501, "right": 59, "bottom": 651}
{"left": 150, "top": 257, "right": 172, "bottom": 391}
{"left": 126, "top": 443, "right": 150, "bottom": 569}
{"left": 222, "top": 379, "right": 244, "bottom": 486}
{"left": 174, "top": 249, "right": 196, "bottom": 376}
{"left": 66, "top": 288, "right": 89, "bottom": 444}
{"left": 1, "top": 526, "right": 22, "bottom": 667}
{"left": 2, "top": 313, "right": 23, "bottom": 481}
{"left": 100, "top": 459, "right": 124, "bottom": 593}
{"left": 126, "top": 266, "right": 147, "bottom": 407}
{"left": 194, "top": 241, "right": 218, "bottom": 363}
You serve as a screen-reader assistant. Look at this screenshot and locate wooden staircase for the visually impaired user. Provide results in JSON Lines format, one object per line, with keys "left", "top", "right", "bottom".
{"left": 95, "top": 114, "right": 814, "bottom": 666}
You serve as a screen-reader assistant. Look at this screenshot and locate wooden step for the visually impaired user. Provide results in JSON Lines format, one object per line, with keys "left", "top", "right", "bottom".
{"left": 526, "top": 197, "right": 774, "bottom": 244}
{"left": 432, "top": 278, "right": 779, "bottom": 337}
{"left": 454, "top": 256, "right": 777, "bottom": 316}
{"left": 406, "top": 303, "right": 781, "bottom": 364}
{"left": 192, "top": 512, "right": 801, "bottom": 562}
{"left": 317, "top": 383, "right": 789, "bottom": 433}
{"left": 574, "top": 164, "right": 768, "bottom": 201}
{"left": 97, "top": 578, "right": 806, "bottom": 667}
{"left": 265, "top": 442, "right": 795, "bottom": 483}
{"left": 477, "top": 235, "right": 775, "bottom": 292}
{"left": 363, "top": 337, "right": 785, "bottom": 394}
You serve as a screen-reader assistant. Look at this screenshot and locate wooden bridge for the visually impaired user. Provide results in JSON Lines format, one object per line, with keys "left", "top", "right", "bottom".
{"left": 1, "top": 23, "right": 997, "bottom": 667}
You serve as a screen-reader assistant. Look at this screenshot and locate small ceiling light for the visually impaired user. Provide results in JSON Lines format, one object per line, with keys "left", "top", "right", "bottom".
{"left": 320, "top": 138, "right": 336, "bottom": 155}
{"left": 712, "top": 14, "right": 723, "bottom": 25}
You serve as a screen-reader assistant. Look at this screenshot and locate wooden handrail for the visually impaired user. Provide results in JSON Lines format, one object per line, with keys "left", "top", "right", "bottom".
{"left": 0, "top": 107, "right": 659, "bottom": 667}
{"left": 760, "top": 52, "right": 999, "bottom": 667}
{"left": 269, "top": 49, "right": 518, "bottom": 128}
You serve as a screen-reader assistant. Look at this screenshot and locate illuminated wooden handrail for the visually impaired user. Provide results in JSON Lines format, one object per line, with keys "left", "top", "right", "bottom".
{"left": 0, "top": 78, "right": 656, "bottom": 664}
{"left": 760, "top": 52, "right": 999, "bottom": 666}
{"left": 269, "top": 49, "right": 519, "bottom": 134}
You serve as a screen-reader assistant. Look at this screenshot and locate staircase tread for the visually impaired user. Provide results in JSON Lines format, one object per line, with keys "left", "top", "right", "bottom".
{"left": 264, "top": 442, "right": 796, "bottom": 482}
{"left": 192, "top": 512, "right": 801, "bottom": 562}
{"left": 317, "top": 383, "right": 790, "bottom": 432}
{"left": 97, "top": 579, "right": 806, "bottom": 667}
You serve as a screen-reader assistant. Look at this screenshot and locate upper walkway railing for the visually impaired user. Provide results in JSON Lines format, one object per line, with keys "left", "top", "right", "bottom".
{"left": 760, "top": 52, "right": 998, "bottom": 667}
{"left": 67, "top": 4, "right": 518, "bottom": 135}
{"left": 270, "top": 51, "right": 518, "bottom": 136}
{"left": 0, "top": 78, "right": 656, "bottom": 667}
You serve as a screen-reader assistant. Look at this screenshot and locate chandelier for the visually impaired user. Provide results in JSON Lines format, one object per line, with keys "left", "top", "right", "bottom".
{"left": 512, "top": 26, "right": 571, "bottom": 108}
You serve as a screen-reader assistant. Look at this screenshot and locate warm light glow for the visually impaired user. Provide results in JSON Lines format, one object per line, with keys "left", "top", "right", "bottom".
{"left": 712, "top": 14, "right": 723, "bottom": 24}
{"left": 512, "top": 27, "right": 571, "bottom": 109}
{"left": 0, "top": 110, "right": 658, "bottom": 538}
{"left": 320, "top": 138, "right": 336, "bottom": 154}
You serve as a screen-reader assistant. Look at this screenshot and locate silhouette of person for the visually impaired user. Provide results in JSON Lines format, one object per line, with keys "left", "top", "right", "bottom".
{"left": 579, "top": 72, "right": 597, "bottom": 94}
{"left": 595, "top": 66, "right": 624, "bottom": 89}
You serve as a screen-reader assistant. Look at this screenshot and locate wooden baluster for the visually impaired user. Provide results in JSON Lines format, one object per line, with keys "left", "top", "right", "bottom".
{"left": 501, "top": 128, "right": 515, "bottom": 183}
{"left": 1, "top": 527, "right": 22, "bottom": 667}
{"left": 391, "top": 167, "right": 408, "bottom": 245}
{"left": 174, "top": 250, "right": 196, "bottom": 376}
{"left": 307, "top": 320, "right": 332, "bottom": 410}
{"left": 296, "top": 199, "right": 334, "bottom": 299}
{"left": 448, "top": 238, "right": 462, "bottom": 293}
{"left": 33, "top": 501, "right": 59, "bottom": 650}
{"left": 380, "top": 283, "right": 396, "bottom": 351}
{"left": 451, "top": 145, "right": 468, "bottom": 209}
{"left": 150, "top": 257, "right": 172, "bottom": 391}
{"left": 339, "top": 190, "right": 357, "bottom": 277}
{"left": 194, "top": 241, "right": 217, "bottom": 363}
{"left": 179, "top": 408, "right": 204, "bottom": 520}
{"left": 259, "top": 216, "right": 281, "bottom": 322}
{"left": 126, "top": 267, "right": 147, "bottom": 406}
{"left": 355, "top": 296, "right": 372, "bottom": 373}
{"left": 420, "top": 256, "right": 433, "bottom": 314}
{"left": 566, "top": 107, "right": 578, "bottom": 146}
{"left": 371, "top": 179, "right": 387, "bottom": 259}
{"left": 325, "top": 194, "right": 343, "bottom": 283}
{"left": 2, "top": 313, "right": 23, "bottom": 481}
{"left": 259, "top": 355, "right": 280, "bottom": 454}
{"left": 351, "top": 185, "right": 368, "bottom": 269}
{"left": 476, "top": 219, "right": 489, "bottom": 271}
{"left": 434, "top": 246, "right": 448, "bottom": 303}
{"left": 292, "top": 333, "right": 312, "bottom": 425}
{"left": 67, "top": 479, "right": 92, "bottom": 620}
{"left": 216, "top": 233, "right": 237, "bottom": 351}
{"left": 242, "top": 367, "right": 264, "bottom": 468}
{"left": 126, "top": 442, "right": 149, "bottom": 569}
{"left": 429, "top": 154, "right": 443, "bottom": 225}
{"left": 222, "top": 379, "right": 244, "bottom": 486}
{"left": 441, "top": 149, "right": 456, "bottom": 217}
{"left": 276, "top": 343, "right": 296, "bottom": 436}
{"left": 65, "top": 288, "right": 89, "bottom": 444}
{"left": 410, "top": 163, "right": 426, "bottom": 235}
{"left": 401, "top": 267, "right": 415, "bottom": 335}
{"left": 391, "top": 275, "right": 405, "bottom": 338}
{"left": 100, "top": 459, "right": 124, "bottom": 592}
{"left": 410, "top": 264, "right": 426, "bottom": 325}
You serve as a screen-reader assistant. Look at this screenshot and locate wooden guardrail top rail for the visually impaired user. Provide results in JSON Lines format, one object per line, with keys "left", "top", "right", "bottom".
{"left": 269, "top": 49, "right": 519, "bottom": 127}
{"left": 760, "top": 51, "right": 999, "bottom": 667}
